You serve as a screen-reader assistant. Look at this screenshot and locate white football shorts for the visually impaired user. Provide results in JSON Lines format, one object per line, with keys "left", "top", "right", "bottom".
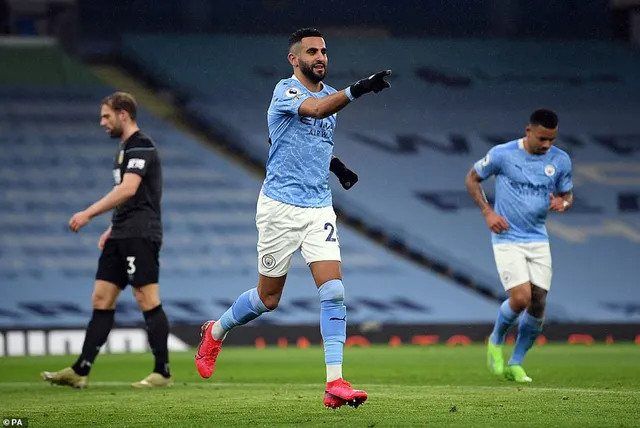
{"left": 492, "top": 242, "right": 552, "bottom": 291}
{"left": 256, "top": 191, "right": 341, "bottom": 277}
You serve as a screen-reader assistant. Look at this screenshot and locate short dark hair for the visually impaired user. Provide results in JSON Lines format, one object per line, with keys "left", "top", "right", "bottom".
{"left": 288, "top": 28, "right": 323, "bottom": 50}
{"left": 102, "top": 92, "right": 137, "bottom": 121}
{"left": 529, "top": 109, "right": 558, "bottom": 129}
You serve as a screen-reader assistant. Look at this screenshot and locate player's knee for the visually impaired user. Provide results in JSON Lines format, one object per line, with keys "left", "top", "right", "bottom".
{"left": 257, "top": 286, "right": 282, "bottom": 310}
{"left": 508, "top": 286, "right": 531, "bottom": 311}
{"left": 133, "top": 287, "right": 160, "bottom": 312}
{"left": 92, "top": 290, "right": 116, "bottom": 309}
{"left": 510, "top": 295, "right": 531, "bottom": 311}
{"left": 260, "top": 294, "right": 280, "bottom": 311}
{"left": 529, "top": 286, "right": 547, "bottom": 317}
{"left": 318, "top": 279, "right": 345, "bottom": 304}
{"left": 257, "top": 274, "right": 286, "bottom": 310}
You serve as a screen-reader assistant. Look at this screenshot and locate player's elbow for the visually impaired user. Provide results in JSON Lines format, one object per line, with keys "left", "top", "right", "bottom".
{"left": 300, "top": 101, "right": 330, "bottom": 119}
{"left": 306, "top": 106, "right": 330, "bottom": 119}
{"left": 464, "top": 170, "right": 476, "bottom": 190}
{"left": 314, "top": 108, "right": 333, "bottom": 119}
{"left": 120, "top": 184, "right": 138, "bottom": 198}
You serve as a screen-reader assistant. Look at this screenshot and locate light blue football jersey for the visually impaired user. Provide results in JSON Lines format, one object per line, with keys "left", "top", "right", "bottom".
{"left": 263, "top": 76, "right": 337, "bottom": 208}
{"left": 474, "top": 139, "right": 573, "bottom": 244}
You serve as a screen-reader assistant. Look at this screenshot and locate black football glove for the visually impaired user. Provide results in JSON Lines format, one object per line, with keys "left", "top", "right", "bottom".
{"left": 349, "top": 69, "right": 392, "bottom": 99}
{"left": 330, "top": 157, "right": 358, "bottom": 190}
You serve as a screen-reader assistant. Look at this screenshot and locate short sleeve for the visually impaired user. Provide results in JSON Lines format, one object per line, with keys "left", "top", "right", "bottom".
{"left": 474, "top": 146, "right": 502, "bottom": 180}
{"left": 124, "top": 145, "right": 156, "bottom": 177}
{"left": 556, "top": 155, "right": 573, "bottom": 193}
{"left": 270, "top": 81, "right": 310, "bottom": 116}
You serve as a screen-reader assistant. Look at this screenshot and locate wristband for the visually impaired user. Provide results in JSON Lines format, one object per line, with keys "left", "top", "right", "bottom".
{"left": 345, "top": 86, "right": 355, "bottom": 101}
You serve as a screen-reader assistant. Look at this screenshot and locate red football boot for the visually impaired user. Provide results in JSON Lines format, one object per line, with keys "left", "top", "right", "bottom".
{"left": 195, "top": 320, "right": 223, "bottom": 379}
{"left": 324, "top": 378, "right": 368, "bottom": 408}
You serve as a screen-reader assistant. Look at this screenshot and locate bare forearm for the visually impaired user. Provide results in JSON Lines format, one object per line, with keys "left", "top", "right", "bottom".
{"left": 466, "top": 177, "right": 491, "bottom": 215}
{"left": 304, "top": 91, "right": 351, "bottom": 118}
{"left": 86, "top": 186, "right": 135, "bottom": 219}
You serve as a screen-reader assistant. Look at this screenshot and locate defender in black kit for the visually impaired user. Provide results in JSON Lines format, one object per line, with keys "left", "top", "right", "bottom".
{"left": 41, "top": 92, "right": 172, "bottom": 389}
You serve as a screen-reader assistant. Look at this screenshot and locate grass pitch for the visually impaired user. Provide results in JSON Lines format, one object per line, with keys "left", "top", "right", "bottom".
{"left": 0, "top": 344, "right": 638, "bottom": 427}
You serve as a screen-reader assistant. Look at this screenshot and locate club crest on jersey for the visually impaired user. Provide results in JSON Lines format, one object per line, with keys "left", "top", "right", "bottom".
{"left": 261, "top": 254, "right": 276, "bottom": 270}
{"left": 118, "top": 150, "right": 124, "bottom": 165}
{"left": 544, "top": 164, "right": 556, "bottom": 177}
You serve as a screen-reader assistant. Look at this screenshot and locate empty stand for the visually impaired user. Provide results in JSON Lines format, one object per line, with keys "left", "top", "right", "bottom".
{"left": 0, "top": 84, "right": 500, "bottom": 328}
{"left": 121, "top": 35, "right": 640, "bottom": 322}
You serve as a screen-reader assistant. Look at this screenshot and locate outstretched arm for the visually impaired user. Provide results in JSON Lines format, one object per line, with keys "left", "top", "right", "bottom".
{"left": 298, "top": 91, "right": 351, "bottom": 119}
{"left": 299, "top": 70, "right": 392, "bottom": 119}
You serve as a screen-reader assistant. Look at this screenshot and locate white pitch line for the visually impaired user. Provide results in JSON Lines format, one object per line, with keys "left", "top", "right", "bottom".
{"left": 0, "top": 382, "right": 638, "bottom": 396}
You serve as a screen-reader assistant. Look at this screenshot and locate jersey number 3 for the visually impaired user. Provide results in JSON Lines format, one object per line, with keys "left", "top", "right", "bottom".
{"left": 127, "top": 256, "right": 136, "bottom": 274}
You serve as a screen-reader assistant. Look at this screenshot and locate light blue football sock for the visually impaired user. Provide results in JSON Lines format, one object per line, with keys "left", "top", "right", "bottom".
{"left": 489, "top": 299, "right": 521, "bottom": 345}
{"left": 218, "top": 288, "right": 269, "bottom": 332}
{"left": 318, "top": 279, "right": 346, "bottom": 367}
{"left": 509, "top": 312, "right": 543, "bottom": 366}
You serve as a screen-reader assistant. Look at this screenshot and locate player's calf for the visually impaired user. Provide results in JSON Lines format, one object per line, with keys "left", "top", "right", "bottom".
{"left": 528, "top": 285, "right": 547, "bottom": 318}
{"left": 195, "top": 287, "right": 272, "bottom": 378}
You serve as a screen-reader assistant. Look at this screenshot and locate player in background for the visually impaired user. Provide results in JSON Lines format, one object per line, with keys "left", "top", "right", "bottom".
{"left": 41, "top": 92, "right": 171, "bottom": 388}
{"left": 465, "top": 109, "right": 573, "bottom": 383}
{"left": 195, "top": 28, "right": 391, "bottom": 408}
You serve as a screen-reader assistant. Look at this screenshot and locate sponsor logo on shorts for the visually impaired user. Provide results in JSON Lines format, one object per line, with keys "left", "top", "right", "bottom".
{"left": 261, "top": 254, "right": 276, "bottom": 270}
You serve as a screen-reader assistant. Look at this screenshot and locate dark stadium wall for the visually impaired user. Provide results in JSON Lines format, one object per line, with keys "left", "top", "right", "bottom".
{"left": 1, "top": 324, "right": 639, "bottom": 356}
{"left": 77, "top": 0, "right": 612, "bottom": 40}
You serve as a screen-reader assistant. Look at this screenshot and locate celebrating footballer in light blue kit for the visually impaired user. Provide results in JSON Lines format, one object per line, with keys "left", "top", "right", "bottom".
{"left": 194, "top": 28, "right": 392, "bottom": 409}
{"left": 263, "top": 76, "right": 337, "bottom": 208}
{"left": 465, "top": 109, "right": 574, "bottom": 384}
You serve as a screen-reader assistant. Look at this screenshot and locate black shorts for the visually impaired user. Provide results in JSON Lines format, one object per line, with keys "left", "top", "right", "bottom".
{"left": 96, "top": 238, "right": 160, "bottom": 289}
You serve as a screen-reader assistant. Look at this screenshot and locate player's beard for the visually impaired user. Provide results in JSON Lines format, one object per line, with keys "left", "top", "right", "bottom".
{"left": 108, "top": 120, "right": 124, "bottom": 139}
{"left": 300, "top": 60, "right": 326, "bottom": 84}
{"left": 532, "top": 143, "right": 549, "bottom": 155}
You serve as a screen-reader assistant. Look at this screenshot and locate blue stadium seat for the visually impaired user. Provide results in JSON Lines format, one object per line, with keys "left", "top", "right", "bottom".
{"left": 118, "top": 35, "right": 640, "bottom": 322}
{"left": 0, "top": 87, "right": 502, "bottom": 328}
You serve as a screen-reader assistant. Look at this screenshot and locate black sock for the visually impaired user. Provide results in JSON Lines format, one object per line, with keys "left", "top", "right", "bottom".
{"left": 144, "top": 304, "right": 171, "bottom": 378}
{"left": 72, "top": 309, "right": 115, "bottom": 376}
